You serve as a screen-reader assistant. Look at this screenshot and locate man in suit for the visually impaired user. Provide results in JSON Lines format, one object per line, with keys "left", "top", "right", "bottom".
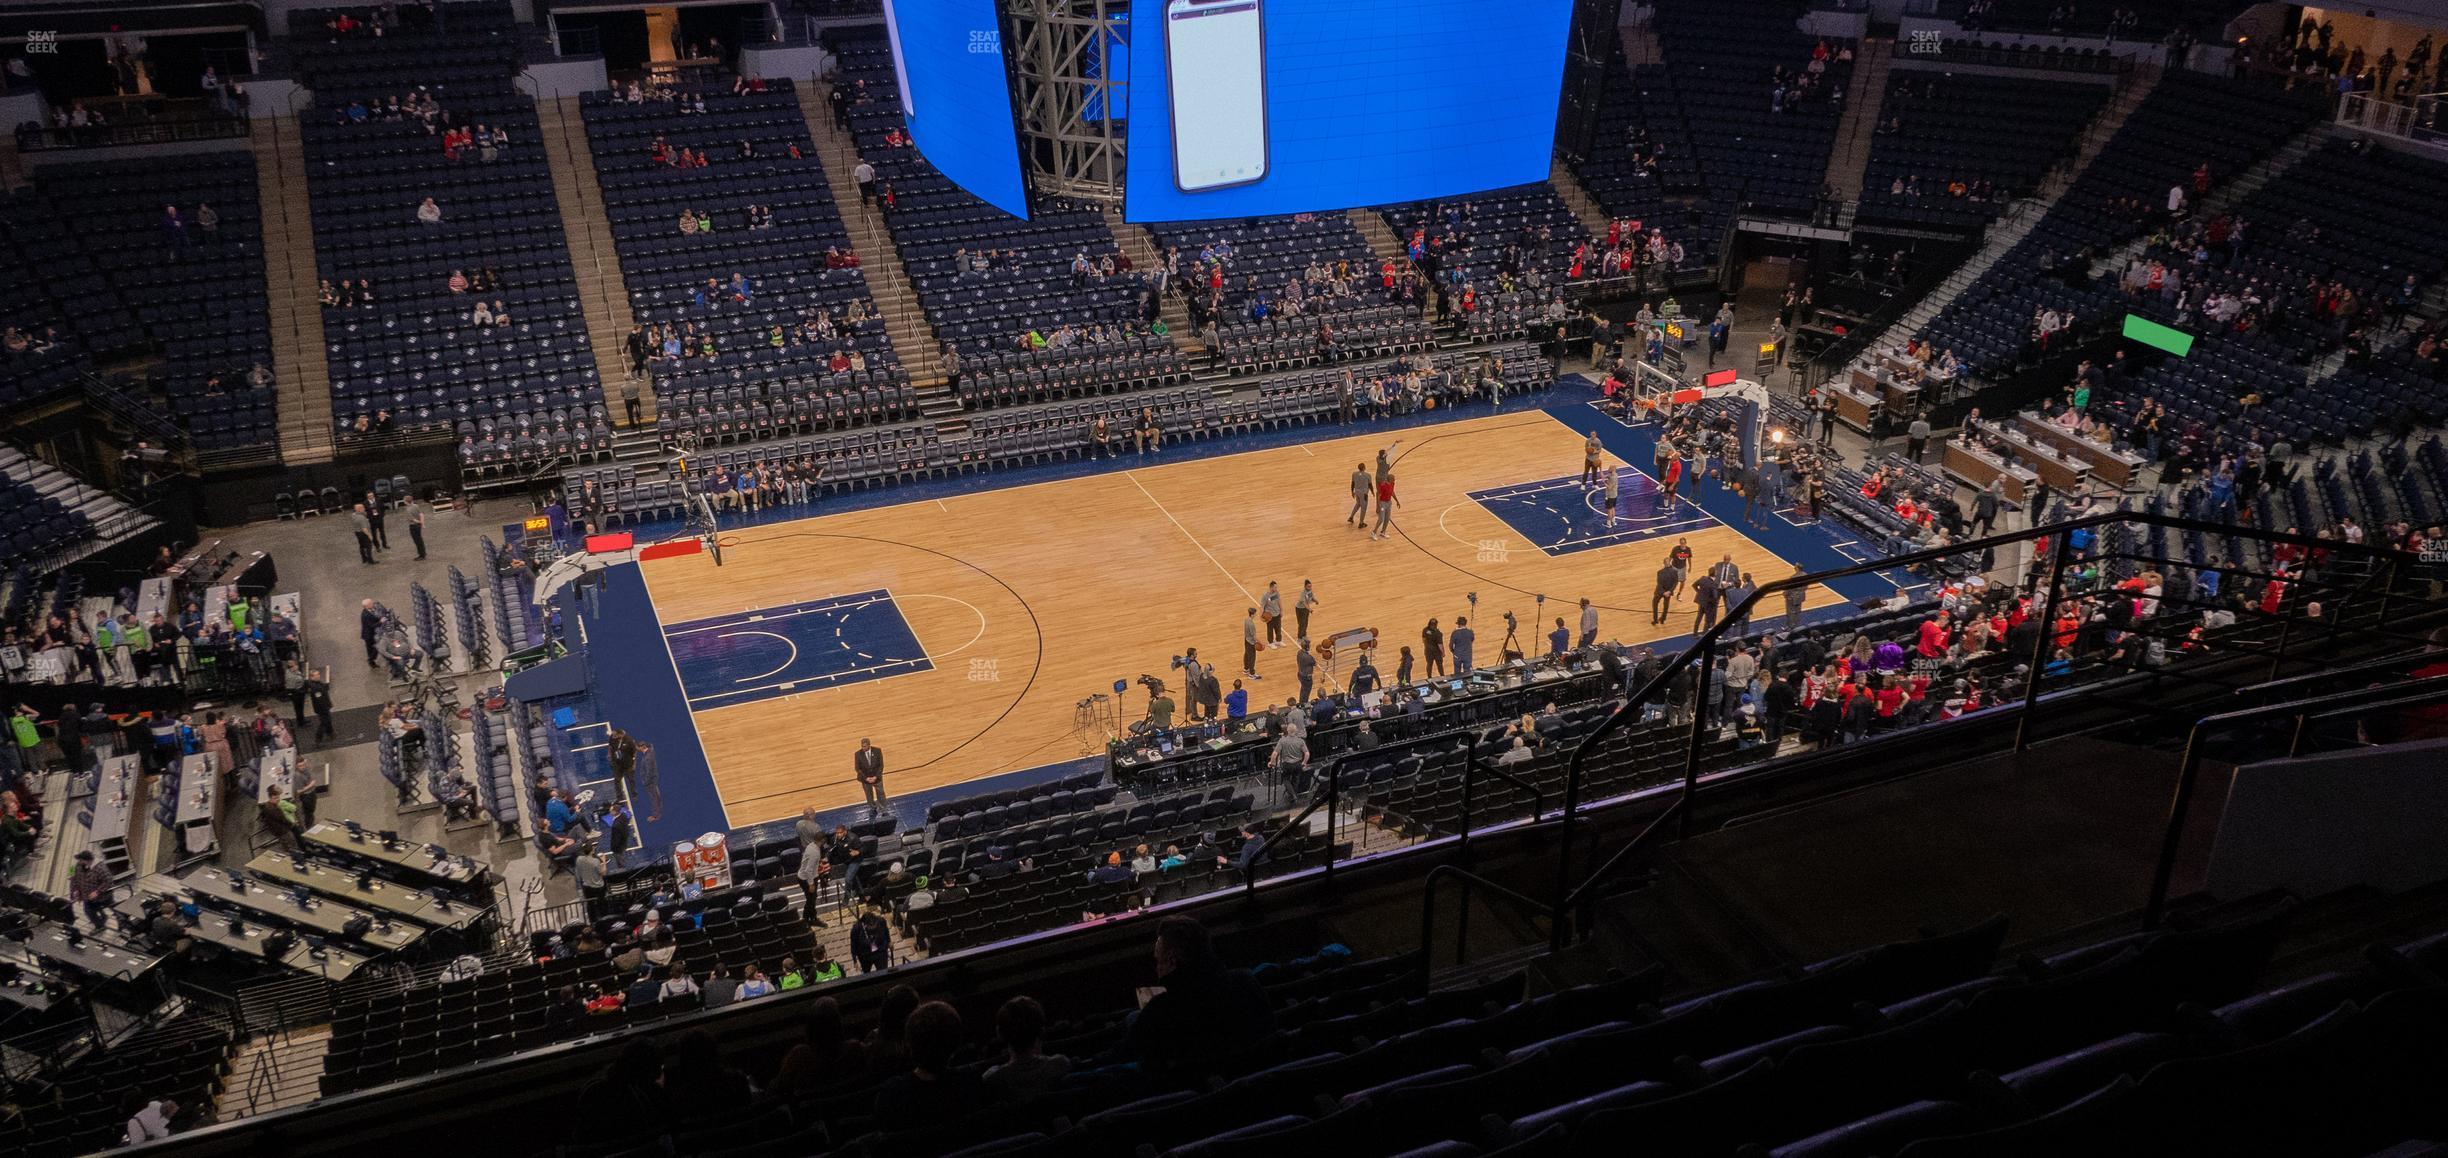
{"left": 359, "top": 599, "right": 383, "bottom": 667}
{"left": 853, "top": 738, "right": 887, "bottom": 817}
{"left": 606, "top": 726, "right": 639, "bottom": 805}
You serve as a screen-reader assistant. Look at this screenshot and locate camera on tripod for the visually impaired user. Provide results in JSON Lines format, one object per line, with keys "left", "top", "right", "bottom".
{"left": 1136, "top": 673, "right": 1167, "bottom": 696}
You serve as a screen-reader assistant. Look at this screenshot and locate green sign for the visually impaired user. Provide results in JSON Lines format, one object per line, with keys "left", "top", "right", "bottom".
{"left": 2122, "top": 314, "right": 2195, "bottom": 357}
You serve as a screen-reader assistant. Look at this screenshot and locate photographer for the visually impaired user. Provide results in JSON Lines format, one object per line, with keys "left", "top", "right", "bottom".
{"left": 1143, "top": 681, "right": 1176, "bottom": 731}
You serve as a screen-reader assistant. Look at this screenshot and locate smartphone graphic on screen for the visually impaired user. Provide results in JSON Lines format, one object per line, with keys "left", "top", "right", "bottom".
{"left": 882, "top": 0, "right": 914, "bottom": 120}
{"left": 1165, "top": 0, "right": 1268, "bottom": 193}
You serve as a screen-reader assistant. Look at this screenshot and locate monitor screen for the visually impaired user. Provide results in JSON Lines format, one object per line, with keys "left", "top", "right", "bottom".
{"left": 883, "top": 0, "right": 1031, "bottom": 218}
{"left": 1123, "top": 0, "right": 1574, "bottom": 221}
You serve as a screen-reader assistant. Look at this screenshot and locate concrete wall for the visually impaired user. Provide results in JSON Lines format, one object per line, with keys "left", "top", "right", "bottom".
{"left": 2205, "top": 737, "right": 2448, "bottom": 900}
{"left": 519, "top": 54, "right": 607, "bottom": 100}
{"left": 1800, "top": 8, "right": 1872, "bottom": 41}
{"left": 242, "top": 76, "right": 304, "bottom": 119}
{"left": 740, "top": 42, "right": 835, "bottom": 85}
{"left": 0, "top": 86, "right": 43, "bottom": 134}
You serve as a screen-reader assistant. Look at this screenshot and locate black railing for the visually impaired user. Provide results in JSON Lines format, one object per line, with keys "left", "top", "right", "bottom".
{"left": 14, "top": 107, "right": 248, "bottom": 151}
{"left": 76, "top": 371, "right": 193, "bottom": 454}
{"left": 1541, "top": 511, "right": 2427, "bottom": 952}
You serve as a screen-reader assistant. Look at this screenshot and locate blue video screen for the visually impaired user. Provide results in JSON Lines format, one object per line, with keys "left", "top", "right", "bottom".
{"left": 1123, "top": 0, "right": 1574, "bottom": 222}
{"left": 883, "top": 0, "right": 1030, "bottom": 219}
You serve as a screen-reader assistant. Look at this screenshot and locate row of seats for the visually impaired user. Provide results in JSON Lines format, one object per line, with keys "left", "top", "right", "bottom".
{"left": 289, "top": 3, "right": 605, "bottom": 442}
{"left": 1856, "top": 72, "right": 2106, "bottom": 231}
{"left": 0, "top": 1017, "right": 232, "bottom": 1158}
{"left": 579, "top": 76, "right": 910, "bottom": 412}
{"left": 0, "top": 447, "right": 146, "bottom": 571}
{"left": 543, "top": 890, "right": 2448, "bottom": 1158}
{"left": 27, "top": 153, "right": 276, "bottom": 449}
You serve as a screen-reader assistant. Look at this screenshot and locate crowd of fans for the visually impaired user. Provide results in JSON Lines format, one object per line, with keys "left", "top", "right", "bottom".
{"left": 2236, "top": 21, "right": 2436, "bottom": 102}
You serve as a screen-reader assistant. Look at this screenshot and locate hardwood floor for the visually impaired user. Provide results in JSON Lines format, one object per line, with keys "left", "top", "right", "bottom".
{"left": 639, "top": 410, "right": 1842, "bottom": 824}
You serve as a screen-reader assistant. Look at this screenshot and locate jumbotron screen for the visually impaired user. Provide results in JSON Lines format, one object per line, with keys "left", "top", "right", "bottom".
{"left": 1122, "top": 0, "right": 1575, "bottom": 222}
{"left": 882, "top": 0, "right": 1031, "bottom": 219}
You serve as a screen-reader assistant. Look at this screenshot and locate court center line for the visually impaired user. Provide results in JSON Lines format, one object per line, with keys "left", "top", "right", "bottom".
{"left": 1123, "top": 469, "right": 1258, "bottom": 605}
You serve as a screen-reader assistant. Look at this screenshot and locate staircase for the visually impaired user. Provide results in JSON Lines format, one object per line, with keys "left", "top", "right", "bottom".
{"left": 1549, "top": 157, "right": 1616, "bottom": 242}
{"left": 1100, "top": 205, "right": 1199, "bottom": 354}
{"left": 793, "top": 85, "right": 949, "bottom": 411}
{"left": 1838, "top": 66, "right": 2162, "bottom": 379}
{"left": 1350, "top": 209, "right": 1408, "bottom": 268}
{"left": 1620, "top": 6, "right": 1663, "bottom": 67}
{"left": 1823, "top": 37, "right": 1894, "bottom": 203}
{"left": 216, "top": 1026, "right": 330, "bottom": 1120}
{"left": 250, "top": 114, "right": 338, "bottom": 466}
{"left": 537, "top": 96, "right": 646, "bottom": 426}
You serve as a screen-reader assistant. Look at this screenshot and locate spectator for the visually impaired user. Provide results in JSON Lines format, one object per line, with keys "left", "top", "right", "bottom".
{"left": 657, "top": 965, "right": 701, "bottom": 1006}
{"left": 983, "top": 995, "right": 1071, "bottom": 1102}
{"left": 415, "top": 197, "right": 443, "bottom": 225}
{"left": 576, "top": 1039, "right": 665, "bottom": 1121}
{"left": 68, "top": 850, "right": 113, "bottom": 931}
{"left": 875, "top": 1001, "right": 984, "bottom": 1122}
{"left": 121, "top": 1094, "right": 177, "bottom": 1145}
{"left": 701, "top": 965, "right": 742, "bottom": 1009}
{"left": 1125, "top": 916, "right": 1274, "bottom": 1077}
{"left": 769, "top": 995, "right": 862, "bottom": 1099}
{"left": 737, "top": 965, "right": 776, "bottom": 998}
{"left": 660, "top": 1029, "right": 753, "bottom": 1113}
{"left": 865, "top": 985, "right": 919, "bottom": 1079}
{"left": 851, "top": 906, "right": 893, "bottom": 973}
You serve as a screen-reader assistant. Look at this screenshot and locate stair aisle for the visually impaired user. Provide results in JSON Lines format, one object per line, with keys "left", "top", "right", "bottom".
{"left": 794, "top": 84, "right": 947, "bottom": 401}
{"left": 250, "top": 114, "right": 338, "bottom": 466}
{"left": 1823, "top": 37, "right": 1894, "bottom": 203}
{"left": 1351, "top": 208, "right": 1409, "bottom": 268}
{"left": 216, "top": 1026, "right": 333, "bottom": 1120}
{"left": 1098, "top": 205, "right": 1200, "bottom": 355}
{"left": 1549, "top": 157, "right": 1618, "bottom": 242}
{"left": 538, "top": 96, "right": 647, "bottom": 426}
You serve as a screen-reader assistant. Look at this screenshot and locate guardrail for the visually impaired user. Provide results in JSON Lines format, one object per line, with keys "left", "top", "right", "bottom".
{"left": 1395, "top": 509, "right": 2433, "bottom": 968}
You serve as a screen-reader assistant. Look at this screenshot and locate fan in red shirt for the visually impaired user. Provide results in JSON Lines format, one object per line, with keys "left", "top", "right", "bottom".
{"left": 1916, "top": 616, "right": 1949, "bottom": 659}
{"left": 1873, "top": 678, "right": 1905, "bottom": 718}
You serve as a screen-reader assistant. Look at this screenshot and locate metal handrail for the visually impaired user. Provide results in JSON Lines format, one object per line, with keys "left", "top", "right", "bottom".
{"left": 1420, "top": 863, "right": 1554, "bottom": 971}
{"left": 2144, "top": 675, "right": 2448, "bottom": 927}
{"left": 1246, "top": 760, "right": 1339, "bottom": 891}
{"left": 1549, "top": 509, "right": 2423, "bottom": 950}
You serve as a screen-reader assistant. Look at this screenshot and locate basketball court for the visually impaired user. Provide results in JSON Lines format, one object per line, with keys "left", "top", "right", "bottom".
{"left": 589, "top": 402, "right": 1863, "bottom": 831}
